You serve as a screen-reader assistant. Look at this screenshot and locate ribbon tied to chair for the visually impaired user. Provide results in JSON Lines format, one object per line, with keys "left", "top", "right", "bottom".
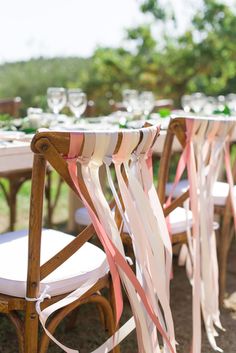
{"left": 168, "top": 116, "right": 236, "bottom": 353}
{"left": 34, "top": 125, "right": 177, "bottom": 353}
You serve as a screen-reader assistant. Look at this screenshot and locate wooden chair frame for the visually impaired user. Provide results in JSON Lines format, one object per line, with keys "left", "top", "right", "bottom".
{"left": 0, "top": 131, "right": 118, "bottom": 353}
{"left": 157, "top": 118, "right": 189, "bottom": 244}
{"left": 0, "top": 97, "right": 22, "bottom": 118}
{"left": 0, "top": 166, "right": 60, "bottom": 231}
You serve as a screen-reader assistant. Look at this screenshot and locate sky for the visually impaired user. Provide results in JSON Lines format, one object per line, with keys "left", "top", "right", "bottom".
{"left": 0, "top": 0, "right": 145, "bottom": 63}
{"left": 0, "top": 0, "right": 235, "bottom": 64}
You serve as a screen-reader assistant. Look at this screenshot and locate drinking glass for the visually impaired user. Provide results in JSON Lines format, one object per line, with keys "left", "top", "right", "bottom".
{"left": 225, "top": 93, "right": 236, "bottom": 114}
{"left": 202, "top": 96, "right": 217, "bottom": 115}
{"left": 189, "top": 92, "right": 206, "bottom": 113}
{"left": 47, "top": 87, "right": 67, "bottom": 114}
{"left": 181, "top": 95, "right": 192, "bottom": 112}
{"left": 27, "top": 107, "right": 43, "bottom": 129}
{"left": 68, "top": 89, "right": 87, "bottom": 119}
{"left": 139, "top": 91, "right": 155, "bottom": 117}
{"left": 216, "top": 95, "right": 226, "bottom": 112}
{"left": 122, "top": 89, "right": 139, "bottom": 114}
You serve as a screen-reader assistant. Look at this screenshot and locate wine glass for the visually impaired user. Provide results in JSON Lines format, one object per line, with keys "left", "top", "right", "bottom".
{"left": 47, "top": 87, "right": 67, "bottom": 114}
{"left": 181, "top": 95, "right": 192, "bottom": 112}
{"left": 216, "top": 95, "right": 226, "bottom": 112}
{"left": 122, "top": 89, "right": 139, "bottom": 114}
{"left": 67, "top": 89, "right": 87, "bottom": 119}
{"left": 202, "top": 96, "right": 217, "bottom": 115}
{"left": 225, "top": 93, "right": 236, "bottom": 114}
{"left": 189, "top": 92, "right": 206, "bottom": 113}
{"left": 139, "top": 91, "right": 155, "bottom": 117}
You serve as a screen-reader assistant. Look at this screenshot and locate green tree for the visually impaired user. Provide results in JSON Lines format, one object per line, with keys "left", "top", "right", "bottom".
{"left": 138, "top": 0, "right": 236, "bottom": 101}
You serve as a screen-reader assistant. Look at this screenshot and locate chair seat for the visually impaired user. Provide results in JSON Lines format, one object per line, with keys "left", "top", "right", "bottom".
{"left": 75, "top": 207, "right": 92, "bottom": 226}
{"left": 169, "top": 207, "right": 193, "bottom": 234}
{"left": 166, "top": 179, "right": 235, "bottom": 206}
{"left": 75, "top": 207, "right": 129, "bottom": 231}
{"left": 0, "top": 229, "right": 108, "bottom": 298}
{"left": 75, "top": 206, "right": 192, "bottom": 236}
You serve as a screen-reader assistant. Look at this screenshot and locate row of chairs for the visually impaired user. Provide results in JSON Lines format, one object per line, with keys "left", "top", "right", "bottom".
{"left": 0, "top": 105, "right": 234, "bottom": 351}
{"left": 75, "top": 118, "right": 235, "bottom": 308}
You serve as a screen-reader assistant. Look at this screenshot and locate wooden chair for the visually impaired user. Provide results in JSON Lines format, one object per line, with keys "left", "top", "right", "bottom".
{"left": 0, "top": 98, "right": 58, "bottom": 230}
{"left": 0, "top": 131, "right": 118, "bottom": 353}
{"left": 0, "top": 97, "right": 22, "bottom": 117}
{"left": 161, "top": 117, "right": 236, "bottom": 307}
{"left": 157, "top": 117, "right": 236, "bottom": 353}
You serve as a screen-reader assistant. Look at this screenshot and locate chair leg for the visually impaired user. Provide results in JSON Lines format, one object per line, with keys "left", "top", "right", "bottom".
{"left": 7, "top": 311, "right": 24, "bottom": 353}
{"left": 9, "top": 181, "right": 18, "bottom": 231}
{"left": 218, "top": 221, "right": 231, "bottom": 308}
{"left": 9, "top": 179, "right": 22, "bottom": 231}
{"left": 96, "top": 300, "right": 107, "bottom": 329}
{"left": 25, "top": 303, "right": 39, "bottom": 353}
{"left": 45, "top": 171, "right": 52, "bottom": 227}
{"left": 45, "top": 172, "right": 64, "bottom": 228}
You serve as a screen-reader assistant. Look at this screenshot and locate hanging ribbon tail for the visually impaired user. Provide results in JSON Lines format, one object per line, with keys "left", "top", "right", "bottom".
{"left": 66, "top": 128, "right": 176, "bottom": 353}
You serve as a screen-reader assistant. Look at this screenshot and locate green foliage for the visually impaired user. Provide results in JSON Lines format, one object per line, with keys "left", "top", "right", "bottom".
{"left": 159, "top": 108, "right": 171, "bottom": 118}
{"left": 0, "top": 114, "right": 17, "bottom": 130}
{"left": 0, "top": 57, "right": 91, "bottom": 115}
{"left": 0, "top": 114, "right": 11, "bottom": 121}
{"left": 140, "top": 0, "right": 167, "bottom": 20}
{"left": 136, "top": 0, "right": 236, "bottom": 103}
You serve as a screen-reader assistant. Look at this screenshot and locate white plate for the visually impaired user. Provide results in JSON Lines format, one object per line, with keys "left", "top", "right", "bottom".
{"left": 0, "top": 131, "right": 26, "bottom": 141}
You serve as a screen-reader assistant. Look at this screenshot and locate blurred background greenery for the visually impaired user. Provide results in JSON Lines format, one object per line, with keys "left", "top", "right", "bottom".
{"left": 0, "top": 0, "right": 236, "bottom": 116}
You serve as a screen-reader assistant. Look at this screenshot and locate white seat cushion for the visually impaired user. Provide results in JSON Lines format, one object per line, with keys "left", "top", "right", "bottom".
{"left": 75, "top": 207, "right": 92, "bottom": 226}
{"left": 166, "top": 179, "right": 236, "bottom": 206}
{"left": 75, "top": 205, "right": 191, "bottom": 235}
{"left": 75, "top": 207, "right": 129, "bottom": 232}
{"left": 169, "top": 207, "right": 193, "bottom": 235}
{"left": 0, "top": 229, "right": 108, "bottom": 298}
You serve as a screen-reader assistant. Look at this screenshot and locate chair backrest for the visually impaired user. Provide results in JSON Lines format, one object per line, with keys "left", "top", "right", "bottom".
{"left": 157, "top": 114, "right": 236, "bottom": 352}
{"left": 157, "top": 116, "right": 236, "bottom": 209}
{"left": 0, "top": 97, "right": 22, "bottom": 117}
{"left": 29, "top": 125, "right": 177, "bottom": 353}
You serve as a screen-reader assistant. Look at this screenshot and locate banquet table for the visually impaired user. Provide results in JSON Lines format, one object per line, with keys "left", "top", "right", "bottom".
{"left": 0, "top": 140, "right": 33, "bottom": 173}
{"left": 0, "top": 120, "right": 182, "bottom": 169}
{"left": 0, "top": 121, "right": 182, "bottom": 231}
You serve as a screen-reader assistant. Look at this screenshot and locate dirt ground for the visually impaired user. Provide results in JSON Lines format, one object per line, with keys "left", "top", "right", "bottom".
{"left": 0, "top": 240, "right": 235, "bottom": 353}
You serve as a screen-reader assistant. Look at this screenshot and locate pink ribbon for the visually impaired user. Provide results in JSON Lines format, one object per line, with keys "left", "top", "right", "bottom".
{"left": 67, "top": 130, "right": 176, "bottom": 353}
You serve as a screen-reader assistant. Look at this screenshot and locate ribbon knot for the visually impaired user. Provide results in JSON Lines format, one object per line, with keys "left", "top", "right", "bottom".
{"left": 25, "top": 285, "right": 51, "bottom": 303}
